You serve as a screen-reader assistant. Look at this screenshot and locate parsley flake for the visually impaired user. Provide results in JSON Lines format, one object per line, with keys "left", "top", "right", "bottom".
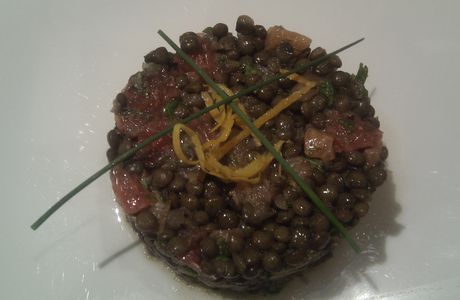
{"left": 338, "top": 118, "right": 354, "bottom": 134}
{"left": 217, "top": 239, "right": 230, "bottom": 258}
{"left": 319, "top": 81, "right": 335, "bottom": 106}
{"left": 164, "top": 98, "right": 181, "bottom": 120}
{"left": 355, "top": 63, "right": 368, "bottom": 84}
{"left": 305, "top": 157, "right": 325, "bottom": 172}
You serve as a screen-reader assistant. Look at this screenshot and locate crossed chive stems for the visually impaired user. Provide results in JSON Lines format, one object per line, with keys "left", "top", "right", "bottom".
{"left": 31, "top": 30, "right": 364, "bottom": 253}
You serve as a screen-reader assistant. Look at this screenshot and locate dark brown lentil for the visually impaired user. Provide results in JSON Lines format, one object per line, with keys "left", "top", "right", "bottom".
{"left": 309, "top": 47, "right": 326, "bottom": 60}
{"left": 331, "top": 71, "right": 350, "bottom": 87}
{"left": 204, "top": 196, "right": 225, "bottom": 216}
{"left": 290, "top": 216, "right": 310, "bottom": 227}
{"left": 179, "top": 32, "right": 200, "bottom": 53}
{"left": 182, "top": 92, "right": 204, "bottom": 107}
{"left": 316, "top": 184, "right": 339, "bottom": 203}
{"left": 311, "top": 231, "right": 331, "bottom": 250}
{"left": 353, "top": 201, "right": 370, "bottom": 218}
{"left": 193, "top": 210, "right": 209, "bottom": 225}
{"left": 311, "top": 168, "right": 326, "bottom": 185}
{"left": 346, "top": 151, "right": 365, "bottom": 166}
{"left": 276, "top": 210, "right": 295, "bottom": 224}
{"left": 349, "top": 80, "right": 366, "bottom": 99}
{"left": 337, "top": 193, "right": 356, "bottom": 208}
{"left": 326, "top": 173, "right": 345, "bottom": 191}
{"left": 311, "top": 113, "right": 326, "bottom": 129}
{"left": 354, "top": 100, "right": 372, "bottom": 117}
{"left": 272, "top": 242, "right": 287, "bottom": 254}
{"left": 282, "top": 186, "right": 301, "bottom": 201}
{"left": 352, "top": 189, "right": 372, "bottom": 202}
{"left": 236, "top": 15, "right": 255, "bottom": 35}
{"left": 243, "top": 247, "right": 261, "bottom": 267}
{"left": 244, "top": 265, "right": 262, "bottom": 280}
{"left": 144, "top": 47, "right": 171, "bottom": 65}
{"left": 310, "top": 214, "right": 330, "bottom": 232}
{"left": 173, "top": 104, "right": 191, "bottom": 119}
{"left": 113, "top": 15, "right": 387, "bottom": 292}
{"left": 381, "top": 146, "right": 389, "bottom": 160}
{"left": 107, "top": 129, "right": 122, "bottom": 149}
{"left": 218, "top": 210, "right": 240, "bottom": 229}
{"left": 180, "top": 194, "right": 200, "bottom": 210}
{"left": 290, "top": 227, "right": 310, "bottom": 249}
{"left": 175, "top": 74, "right": 189, "bottom": 88}
{"left": 252, "top": 231, "right": 274, "bottom": 250}
{"left": 167, "top": 236, "right": 188, "bottom": 257}
{"left": 240, "top": 36, "right": 258, "bottom": 55}
{"left": 169, "top": 174, "right": 186, "bottom": 192}
{"left": 253, "top": 25, "right": 267, "bottom": 38}
{"left": 185, "top": 81, "right": 204, "bottom": 94}
{"left": 292, "top": 198, "right": 312, "bottom": 216}
{"left": 315, "top": 61, "right": 334, "bottom": 76}
{"left": 333, "top": 94, "right": 351, "bottom": 112}
{"left": 239, "top": 223, "right": 254, "bottom": 238}
{"left": 284, "top": 250, "right": 307, "bottom": 266}
{"left": 185, "top": 180, "right": 204, "bottom": 196}
{"left": 135, "top": 209, "right": 158, "bottom": 233}
{"left": 212, "top": 23, "right": 228, "bottom": 38}
{"left": 112, "top": 93, "right": 127, "bottom": 114}
{"left": 346, "top": 170, "right": 368, "bottom": 189}
{"left": 227, "top": 232, "right": 244, "bottom": 252}
{"left": 106, "top": 148, "right": 117, "bottom": 162}
{"left": 203, "top": 180, "right": 220, "bottom": 197}
{"left": 335, "top": 208, "right": 354, "bottom": 223}
{"left": 276, "top": 42, "right": 294, "bottom": 63}
{"left": 151, "top": 169, "right": 173, "bottom": 188}
{"left": 262, "top": 251, "right": 282, "bottom": 272}
{"left": 328, "top": 54, "right": 342, "bottom": 68}
{"left": 273, "top": 226, "right": 291, "bottom": 243}
{"left": 263, "top": 223, "right": 277, "bottom": 233}
{"left": 367, "top": 166, "right": 387, "bottom": 186}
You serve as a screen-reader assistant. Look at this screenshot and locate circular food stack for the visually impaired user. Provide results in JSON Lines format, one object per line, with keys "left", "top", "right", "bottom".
{"left": 107, "top": 15, "right": 387, "bottom": 291}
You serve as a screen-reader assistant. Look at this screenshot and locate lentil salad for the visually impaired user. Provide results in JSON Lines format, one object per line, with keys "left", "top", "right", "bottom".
{"left": 107, "top": 15, "right": 387, "bottom": 291}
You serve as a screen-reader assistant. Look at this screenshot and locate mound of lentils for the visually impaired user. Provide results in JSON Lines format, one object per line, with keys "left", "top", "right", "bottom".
{"left": 107, "top": 15, "right": 388, "bottom": 292}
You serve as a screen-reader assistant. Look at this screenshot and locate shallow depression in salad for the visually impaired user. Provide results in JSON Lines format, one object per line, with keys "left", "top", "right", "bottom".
{"left": 107, "top": 15, "right": 388, "bottom": 291}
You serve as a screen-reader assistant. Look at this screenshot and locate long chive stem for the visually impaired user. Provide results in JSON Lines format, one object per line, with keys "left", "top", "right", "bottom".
{"left": 31, "top": 90, "right": 235, "bottom": 230}
{"left": 31, "top": 34, "right": 363, "bottom": 231}
{"left": 159, "top": 30, "right": 362, "bottom": 252}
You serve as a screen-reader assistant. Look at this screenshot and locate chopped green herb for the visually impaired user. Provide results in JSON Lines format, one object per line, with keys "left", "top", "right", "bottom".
{"left": 215, "top": 255, "right": 230, "bottom": 262}
{"left": 180, "top": 266, "right": 198, "bottom": 278}
{"left": 305, "top": 157, "right": 325, "bottom": 172}
{"left": 159, "top": 193, "right": 167, "bottom": 202}
{"left": 148, "top": 191, "right": 166, "bottom": 203}
{"left": 164, "top": 98, "right": 181, "bottom": 120}
{"left": 266, "top": 283, "right": 282, "bottom": 294}
{"left": 131, "top": 72, "right": 144, "bottom": 90}
{"left": 355, "top": 63, "right": 368, "bottom": 84}
{"left": 147, "top": 193, "right": 155, "bottom": 202}
{"left": 319, "top": 81, "right": 335, "bottom": 106}
{"left": 202, "top": 26, "right": 213, "bottom": 35}
{"left": 243, "top": 63, "right": 258, "bottom": 76}
{"left": 217, "top": 239, "right": 230, "bottom": 258}
{"left": 217, "top": 53, "right": 228, "bottom": 65}
{"left": 338, "top": 118, "right": 354, "bottom": 134}
{"left": 140, "top": 175, "right": 151, "bottom": 189}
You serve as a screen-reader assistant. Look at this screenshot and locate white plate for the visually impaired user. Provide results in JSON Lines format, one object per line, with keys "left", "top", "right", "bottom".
{"left": 1, "top": 0, "right": 460, "bottom": 299}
